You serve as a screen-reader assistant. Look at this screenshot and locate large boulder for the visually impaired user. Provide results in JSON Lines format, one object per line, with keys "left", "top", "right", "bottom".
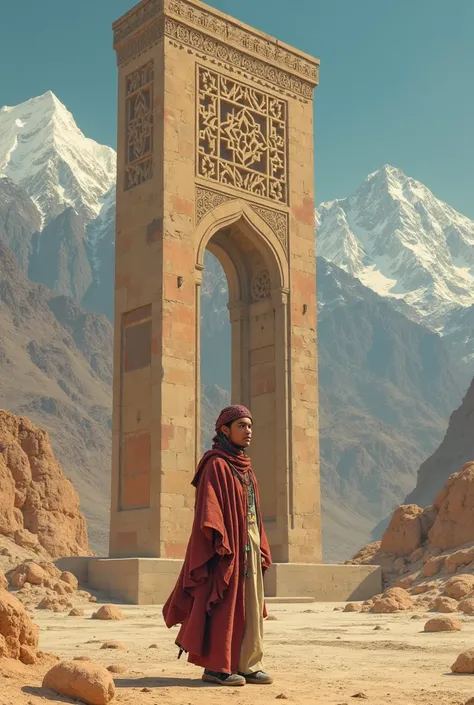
{"left": 92, "top": 605, "right": 125, "bottom": 621}
{"left": 43, "top": 661, "right": 115, "bottom": 705}
{"left": 432, "top": 596, "right": 459, "bottom": 613}
{"left": 424, "top": 616, "right": 462, "bottom": 632}
{"left": 429, "top": 463, "right": 474, "bottom": 550}
{"left": 380, "top": 505, "right": 424, "bottom": 557}
{"left": 0, "top": 410, "right": 89, "bottom": 558}
{"left": 0, "top": 588, "right": 38, "bottom": 659}
{"left": 372, "top": 587, "right": 414, "bottom": 613}
{"left": 452, "top": 648, "right": 474, "bottom": 674}
{"left": 0, "top": 572, "right": 7, "bottom": 590}
{"left": 444, "top": 576, "right": 474, "bottom": 600}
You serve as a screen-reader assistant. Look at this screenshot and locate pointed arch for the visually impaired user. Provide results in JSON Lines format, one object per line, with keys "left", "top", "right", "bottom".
{"left": 195, "top": 199, "right": 288, "bottom": 292}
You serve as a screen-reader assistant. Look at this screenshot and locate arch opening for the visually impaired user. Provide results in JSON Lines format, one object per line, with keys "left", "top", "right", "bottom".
{"left": 198, "top": 214, "right": 286, "bottom": 534}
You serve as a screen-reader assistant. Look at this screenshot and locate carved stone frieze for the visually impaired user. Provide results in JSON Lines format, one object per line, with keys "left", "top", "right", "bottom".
{"left": 113, "top": 0, "right": 318, "bottom": 98}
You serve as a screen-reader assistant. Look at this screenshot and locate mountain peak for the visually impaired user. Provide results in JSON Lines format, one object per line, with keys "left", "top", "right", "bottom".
{"left": 317, "top": 166, "right": 474, "bottom": 329}
{"left": 0, "top": 92, "right": 116, "bottom": 225}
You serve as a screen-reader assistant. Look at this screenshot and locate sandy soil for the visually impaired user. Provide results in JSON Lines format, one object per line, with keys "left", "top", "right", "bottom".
{"left": 2, "top": 601, "right": 474, "bottom": 705}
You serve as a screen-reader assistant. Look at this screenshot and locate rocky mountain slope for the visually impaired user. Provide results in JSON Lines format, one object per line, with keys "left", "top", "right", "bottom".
{"left": 317, "top": 165, "right": 474, "bottom": 340}
{"left": 404, "top": 376, "right": 474, "bottom": 512}
{"left": 0, "top": 410, "right": 90, "bottom": 558}
{"left": 0, "top": 238, "right": 112, "bottom": 552}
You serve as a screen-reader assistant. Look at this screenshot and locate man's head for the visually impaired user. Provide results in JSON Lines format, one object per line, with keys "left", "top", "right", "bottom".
{"left": 215, "top": 405, "right": 253, "bottom": 448}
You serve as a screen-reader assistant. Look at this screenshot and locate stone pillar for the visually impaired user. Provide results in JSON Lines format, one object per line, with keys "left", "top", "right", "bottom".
{"left": 108, "top": 0, "right": 323, "bottom": 596}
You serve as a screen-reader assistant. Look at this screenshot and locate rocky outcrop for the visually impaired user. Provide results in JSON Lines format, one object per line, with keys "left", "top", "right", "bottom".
{"left": 349, "top": 460, "right": 474, "bottom": 610}
{"left": 406, "top": 378, "right": 474, "bottom": 511}
{"left": 0, "top": 586, "right": 38, "bottom": 660}
{"left": 0, "top": 410, "right": 89, "bottom": 558}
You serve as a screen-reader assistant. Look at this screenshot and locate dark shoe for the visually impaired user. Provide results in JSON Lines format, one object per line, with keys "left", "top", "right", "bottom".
{"left": 202, "top": 670, "right": 246, "bottom": 686}
{"left": 240, "top": 670, "right": 273, "bottom": 684}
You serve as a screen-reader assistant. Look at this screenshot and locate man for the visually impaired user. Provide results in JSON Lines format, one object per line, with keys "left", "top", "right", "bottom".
{"left": 163, "top": 405, "right": 273, "bottom": 687}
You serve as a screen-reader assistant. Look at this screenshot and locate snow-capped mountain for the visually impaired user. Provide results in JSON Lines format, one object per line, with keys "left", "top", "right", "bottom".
{"left": 316, "top": 165, "right": 474, "bottom": 332}
{"left": 0, "top": 91, "right": 116, "bottom": 224}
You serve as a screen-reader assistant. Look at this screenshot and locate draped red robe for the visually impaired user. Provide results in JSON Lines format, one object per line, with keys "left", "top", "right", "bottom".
{"left": 162, "top": 448, "right": 272, "bottom": 674}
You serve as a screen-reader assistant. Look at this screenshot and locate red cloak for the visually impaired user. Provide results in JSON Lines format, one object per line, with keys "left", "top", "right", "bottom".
{"left": 162, "top": 448, "right": 272, "bottom": 674}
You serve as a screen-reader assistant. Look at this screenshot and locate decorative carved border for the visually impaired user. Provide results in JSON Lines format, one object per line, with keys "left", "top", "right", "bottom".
{"left": 113, "top": 0, "right": 319, "bottom": 98}
{"left": 124, "top": 61, "right": 154, "bottom": 191}
{"left": 114, "top": 0, "right": 164, "bottom": 45}
{"left": 195, "top": 186, "right": 289, "bottom": 252}
{"left": 251, "top": 204, "right": 289, "bottom": 251}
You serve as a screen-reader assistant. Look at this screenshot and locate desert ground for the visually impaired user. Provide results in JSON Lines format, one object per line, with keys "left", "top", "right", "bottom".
{"left": 2, "top": 600, "right": 474, "bottom": 705}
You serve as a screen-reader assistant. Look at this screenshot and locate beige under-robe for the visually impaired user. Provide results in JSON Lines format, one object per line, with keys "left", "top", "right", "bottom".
{"left": 238, "top": 500, "right": 265, "bottom": 675}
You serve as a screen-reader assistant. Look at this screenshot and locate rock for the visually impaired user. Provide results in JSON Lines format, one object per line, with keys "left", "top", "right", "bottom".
{"left": 74, "top": 656, "right": 92, "bottom": 661}
{"left": 432, "top": 596, "right": 459, "bottom": 613}
{"left": 343, "top": 603, "right": 361, "bottom": 612}
{"left": 444, "top": 576, "right": 474, "bottom": 600}
{"left": 424, "top": 616, "right": 462, "bottom": 632}
{"left": 409, "top": 548, "right": 424, "bottom": 563}
{"left": 411, "top": 583, "right": 432, "bottom": 595}
{"left": 7, "top": 561, "right": 47, "bottom": 588}
{"left": 0, "top": 588, "right": 38, "bottom": 659}
{"left": 39, "top": 562, "right": 62, "bottom": 579}
{"left": 0, "top": 633, "right": 7, "bottom": 657}
{"left": 393, "top": 557, "right": 406, "bottom": 573}
{"left": 69, "top": 608, "right": 85, "bottom": 617}
{"left": 430, "top": 463, "right": 474, "bottom": 550}
{"left": 446, "top": 547, "right": 474, "bottom": 574}
{"left": 380, "top": 505, "right": 423, "bottom": 557}
{"left": 148, "top": 643, "right": 159, "bottom": 649}
{"left": 419, "top": 505, "right": 438, "bottom": 540}
{"left": 100, "top": 641, "right": 126, "bottom": 650}
{"left": 452, "top": 648, "right": 474, "bottom": 673}
{"left": 0, "top": 411, "right": 90, "bottom": 558}
{"left": 37, "top": 595, "right": 72, "bottom": 612}
{"left": 141, "top": 687, "right": 152, "bottom": 693}
{"left": 43, "top": 660, "right": 115, "bottom": 705}
{"left": 373, "top": 625, "right": 383, "bottom": 630}
{"left": 266, "top": 614, "right": 278, "bottom": 620}
{"left": 92, "top": 604, "right": 126, "bottom": 621}
{"left": 395, "top": 574, "right": 416, "bottom": 590}
{"left": 372, "top": 587, "right": 414, "bottom": 613}
{"left": 0, "top": 572, "right": 7, "bottom": 590}
{"left": 60, "top": 571, "right": 79, "bottom": 590}
{"left": 423, "top": 556, "right": 445, "bottom": 578}
{"left": 19, "top": 645, "right": 37, "bottom": 664}
{"left": 458, "top": 598, "right": 474, "bottom": 614}
{"left": 107, "top": 664, "right": 127, "bottom": 674}
{"left": 89, "top": 596, "right": 98, "bottom": 603}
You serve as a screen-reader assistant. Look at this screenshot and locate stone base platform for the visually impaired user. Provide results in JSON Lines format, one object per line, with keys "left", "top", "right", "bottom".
{"left": 57, "top": 557, "right": 382, "bottom": 605}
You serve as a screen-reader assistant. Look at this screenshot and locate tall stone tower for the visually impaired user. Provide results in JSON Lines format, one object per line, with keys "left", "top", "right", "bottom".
{"left": 110, "top": 0, "right": 323, "bottom": 600}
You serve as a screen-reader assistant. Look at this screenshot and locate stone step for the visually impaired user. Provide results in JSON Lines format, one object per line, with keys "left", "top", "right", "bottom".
{"left": 264, "top": 596, "right": 315, "bottom": 604}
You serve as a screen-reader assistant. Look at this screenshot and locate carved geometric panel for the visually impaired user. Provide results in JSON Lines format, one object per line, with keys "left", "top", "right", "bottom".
{"left": 124, "top": 61, "right": 154, "bottom": 190}
{"left": 197, "top": 66, "right": 288, "bottom": 204}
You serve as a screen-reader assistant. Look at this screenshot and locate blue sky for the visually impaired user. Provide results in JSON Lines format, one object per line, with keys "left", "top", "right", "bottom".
{"left": 1, "top": 0, "right": 473, "bottom": 217}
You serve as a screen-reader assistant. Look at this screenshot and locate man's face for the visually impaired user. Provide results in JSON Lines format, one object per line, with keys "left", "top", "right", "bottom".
{"left": 224, "top": 417, "right": 253, "bottom": 447}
